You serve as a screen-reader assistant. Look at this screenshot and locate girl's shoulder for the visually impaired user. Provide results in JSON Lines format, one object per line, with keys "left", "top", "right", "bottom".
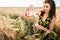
{"left": 51, "top": 16, "right": 56, "bottom": 21}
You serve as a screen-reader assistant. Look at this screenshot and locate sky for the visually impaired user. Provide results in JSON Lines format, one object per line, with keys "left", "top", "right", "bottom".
{"left": 0, "top": 0, "right": 60, "bottom": 7}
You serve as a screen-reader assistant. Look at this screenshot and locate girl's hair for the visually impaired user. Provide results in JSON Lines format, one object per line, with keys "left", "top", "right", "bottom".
{"left": 42, "top": 0, "right": 56, "bottom": 19}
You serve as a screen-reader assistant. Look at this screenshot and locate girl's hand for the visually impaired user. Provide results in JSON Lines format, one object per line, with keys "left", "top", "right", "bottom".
{"left": 36, "top": 9, "right": 41, "bottom": 15}
{"left": 35, "top": 25, "right": 40, "bottom": 30}
{"left": 45, "top": 30, "right": 51, "bottom": 35}
{"left": 36, "top": 8, "right": 44, "bottom": 16}
{"left": 35, "top": 25, "right": 43, "bottom": 30}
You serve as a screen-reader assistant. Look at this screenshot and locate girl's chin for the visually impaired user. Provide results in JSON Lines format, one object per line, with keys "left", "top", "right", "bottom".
{"left": 44, "top": 11, "right": 47, "bottom": 13}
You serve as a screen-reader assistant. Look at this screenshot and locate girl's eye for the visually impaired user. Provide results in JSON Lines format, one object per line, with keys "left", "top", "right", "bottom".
{"left": 46, "top": 6, "right": 48, "bottom": 8}
{"left": 43, "top": 5, "right": 48, "bottom": 8}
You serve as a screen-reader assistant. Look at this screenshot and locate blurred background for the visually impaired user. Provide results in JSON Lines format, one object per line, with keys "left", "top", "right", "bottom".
{"left": 0, "top": 0, "right": 60, "bottom": 40}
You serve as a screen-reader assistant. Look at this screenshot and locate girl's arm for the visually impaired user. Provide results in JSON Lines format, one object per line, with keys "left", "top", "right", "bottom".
{"left": 49, "top": 16, "right": 55, "bottom": 31}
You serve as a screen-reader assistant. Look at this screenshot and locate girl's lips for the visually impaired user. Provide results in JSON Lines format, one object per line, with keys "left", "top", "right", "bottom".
{"left": 43, "top": 10, "right": 47, "bottom": 12}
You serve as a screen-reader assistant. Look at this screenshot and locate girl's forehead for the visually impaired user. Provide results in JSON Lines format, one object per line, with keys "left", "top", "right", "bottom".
{"left": 43, "top": 3, "right": 50, "bottom": 6}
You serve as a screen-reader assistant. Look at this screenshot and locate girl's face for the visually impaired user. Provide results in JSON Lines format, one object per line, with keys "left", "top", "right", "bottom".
{"left": 42, "top": 3, "right": 50, "bottom": 13}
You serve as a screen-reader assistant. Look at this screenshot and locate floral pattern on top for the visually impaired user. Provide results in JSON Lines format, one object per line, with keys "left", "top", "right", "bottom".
{"left": 38, "top": 15, "right": 51, "bottom": 29}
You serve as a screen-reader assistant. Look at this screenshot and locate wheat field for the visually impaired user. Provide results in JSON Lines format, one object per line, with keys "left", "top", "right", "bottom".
{"left": 0, "top": 7, "right": 60, "bottom": 26}
{"left": 0, "top": 7, "right": 60, "bottom": 40}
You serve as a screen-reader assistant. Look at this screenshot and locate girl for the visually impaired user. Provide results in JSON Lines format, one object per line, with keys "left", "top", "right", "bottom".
{"left": 34, "top": 0, "right": 56, "bottom": 40}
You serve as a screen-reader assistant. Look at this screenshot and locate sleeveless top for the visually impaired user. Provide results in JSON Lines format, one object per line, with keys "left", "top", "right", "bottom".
{"left": 38, "top": 12, "right": 51, "bottom": 29}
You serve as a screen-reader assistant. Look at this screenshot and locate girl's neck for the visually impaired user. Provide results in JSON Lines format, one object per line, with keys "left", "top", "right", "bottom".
{"left": 45, "top": 12, "right": 49, "bottom": 15}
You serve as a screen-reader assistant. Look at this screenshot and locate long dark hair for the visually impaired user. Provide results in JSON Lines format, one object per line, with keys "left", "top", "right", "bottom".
{"left": 43, "top": 0, "right": 56, "bottom": 19}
